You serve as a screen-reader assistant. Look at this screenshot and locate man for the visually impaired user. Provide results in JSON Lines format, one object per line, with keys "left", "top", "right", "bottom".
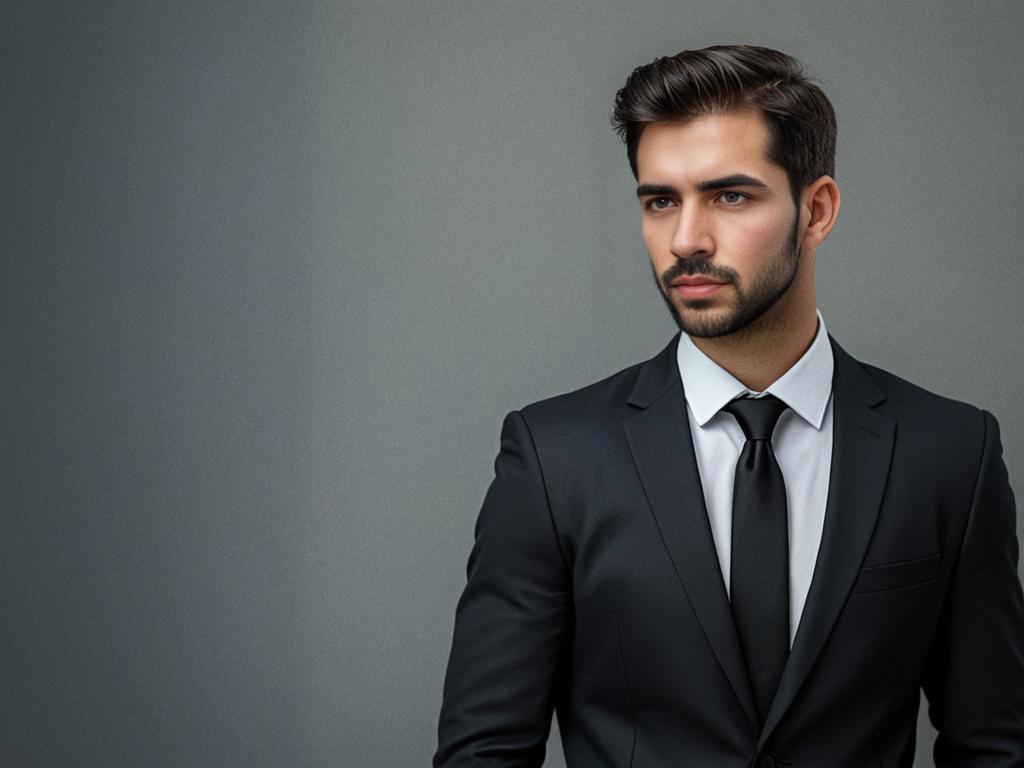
{"left": 434, "top": 45, "right": 1024, "bottom": 767}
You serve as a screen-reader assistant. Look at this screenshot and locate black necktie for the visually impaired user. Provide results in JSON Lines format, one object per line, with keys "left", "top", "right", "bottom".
{"left": 722, "top": 394, "right": 790, "bottom": 724}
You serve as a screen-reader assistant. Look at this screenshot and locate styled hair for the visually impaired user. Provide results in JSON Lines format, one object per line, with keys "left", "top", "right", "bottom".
{"left": 611, "top": 45, "right": 836, "bottom": 201}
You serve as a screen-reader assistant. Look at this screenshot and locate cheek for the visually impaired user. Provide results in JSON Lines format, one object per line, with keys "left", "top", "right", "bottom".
{"left": 641, "top": 219, "right": 672, "bottom": 259}
{"left": 719, "top": 213, "right": 791, "bottom": 254}
{"left": 640, "top": 218, "right": 657, "bottom": 244}
{"left": 643, "top": 241, "right": 666, "bottom": 266}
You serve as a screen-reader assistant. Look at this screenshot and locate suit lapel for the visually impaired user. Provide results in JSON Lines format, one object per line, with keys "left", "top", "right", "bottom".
{"left": 622, "top": 333, "right": 760, "bottom": 732}
{"left": 756, "top": 334, "right": 895, "bottom": 750}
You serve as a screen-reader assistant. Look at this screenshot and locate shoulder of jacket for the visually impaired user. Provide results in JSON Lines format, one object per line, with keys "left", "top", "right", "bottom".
{"left": 859, "top": 360, "right": 987, "bottom": 438}
{"left": 515, "top": 357, "right": 648, "bottom": 431}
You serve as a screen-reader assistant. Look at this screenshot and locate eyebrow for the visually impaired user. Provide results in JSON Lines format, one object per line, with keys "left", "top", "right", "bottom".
{"left": 635, "top": 174, "right": 769, "bottom": 198}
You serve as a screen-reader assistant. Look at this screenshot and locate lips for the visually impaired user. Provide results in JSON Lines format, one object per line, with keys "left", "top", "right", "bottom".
{"left": 670, "top": 277, "right": 727, "bottom": 298}
{"left": 670, "top": 277, "right": 727, "bottom": 287}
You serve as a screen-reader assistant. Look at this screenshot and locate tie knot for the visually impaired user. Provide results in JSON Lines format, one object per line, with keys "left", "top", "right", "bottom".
{"left": 722, "top": 394, "right": 789, "bottom": 442}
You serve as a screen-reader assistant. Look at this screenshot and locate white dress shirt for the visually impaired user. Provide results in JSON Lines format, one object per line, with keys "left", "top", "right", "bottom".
{"left": 676, "top": 309, "right": 834, "bottom": 646}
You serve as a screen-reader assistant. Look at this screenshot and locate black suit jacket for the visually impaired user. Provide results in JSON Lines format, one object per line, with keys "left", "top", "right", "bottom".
{"left": 435, "top": 333, "right": 1024, "bottom": 767}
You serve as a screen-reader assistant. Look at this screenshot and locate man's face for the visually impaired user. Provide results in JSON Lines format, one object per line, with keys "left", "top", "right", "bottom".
{"left": 635, "top": 109, "right": 802, "bottom": 338}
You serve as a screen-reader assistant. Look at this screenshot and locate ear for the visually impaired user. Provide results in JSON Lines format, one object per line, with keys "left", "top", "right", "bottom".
{"left": 799, "top": 175, "right": 841, "bottom": 250}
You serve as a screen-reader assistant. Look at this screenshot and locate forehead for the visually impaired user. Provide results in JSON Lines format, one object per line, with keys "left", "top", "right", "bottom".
{"left": 635, "top": 109, "right": 784, "bottom": 184}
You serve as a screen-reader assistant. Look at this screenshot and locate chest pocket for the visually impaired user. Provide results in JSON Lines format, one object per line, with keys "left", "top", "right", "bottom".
{"left": 851, "top": 553, "right": 942, "bottom": 593}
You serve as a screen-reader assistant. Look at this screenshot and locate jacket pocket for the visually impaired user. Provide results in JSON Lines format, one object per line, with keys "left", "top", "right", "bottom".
{"left": 851, "top": 553, "right": 942, "bottom": 593}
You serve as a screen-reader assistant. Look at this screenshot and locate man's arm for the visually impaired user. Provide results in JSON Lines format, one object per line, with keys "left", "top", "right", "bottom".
{"left": 922, "top": 409, "right": 1024, "bottom": 765}
{"left": 434, "top": 410, "right": 572, "bottom": 768}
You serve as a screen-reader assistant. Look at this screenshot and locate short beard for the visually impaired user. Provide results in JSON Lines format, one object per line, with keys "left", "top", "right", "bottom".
{"left": 652, "top": 211, "right": 801, "bottom": 338}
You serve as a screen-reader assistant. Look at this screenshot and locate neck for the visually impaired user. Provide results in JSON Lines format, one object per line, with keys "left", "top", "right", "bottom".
{"left": 689, "top": 296, "right": 819, "bottom": 393}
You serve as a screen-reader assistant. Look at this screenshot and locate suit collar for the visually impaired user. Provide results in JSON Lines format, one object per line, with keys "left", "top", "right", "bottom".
{"left": 827, "top": 332, "right": 885, "bottom": 408}
{"left": 626, "top": 331, "right": 682, "bottom": 409}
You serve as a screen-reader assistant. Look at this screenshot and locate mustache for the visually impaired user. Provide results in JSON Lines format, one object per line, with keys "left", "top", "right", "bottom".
{"left": 659, "top": 259, "right": 740, "bottom": 292}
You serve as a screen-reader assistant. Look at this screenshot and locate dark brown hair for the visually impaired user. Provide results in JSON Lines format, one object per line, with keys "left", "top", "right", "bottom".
{"left": 611, "top": 45, "right": 836, "bottom": 201}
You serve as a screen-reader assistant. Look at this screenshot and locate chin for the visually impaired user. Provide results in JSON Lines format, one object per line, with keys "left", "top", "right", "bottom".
{"left": 675, "top": 312, "right": 737, "bottom": 338}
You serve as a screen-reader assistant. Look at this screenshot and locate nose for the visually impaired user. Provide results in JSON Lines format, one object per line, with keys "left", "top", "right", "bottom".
{"left": 670, "top": 202, "right": 714, "bottom": 260}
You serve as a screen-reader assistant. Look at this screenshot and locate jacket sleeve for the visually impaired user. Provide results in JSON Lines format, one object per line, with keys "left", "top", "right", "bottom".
{"left": 922, "top": 409, "right": 1024, "bottom": 765}
{"left": 434, "top": 410, "right": 572, "bottom": 768}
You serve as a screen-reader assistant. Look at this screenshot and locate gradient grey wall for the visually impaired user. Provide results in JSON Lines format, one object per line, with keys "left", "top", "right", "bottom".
{"left": 4, "top": 1, "right": 1022, "bottom": 766}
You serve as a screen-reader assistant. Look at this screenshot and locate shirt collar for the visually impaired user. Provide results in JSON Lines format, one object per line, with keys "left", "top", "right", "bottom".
{"left": 676, "top": 308, "right": 834, "bottom": 429}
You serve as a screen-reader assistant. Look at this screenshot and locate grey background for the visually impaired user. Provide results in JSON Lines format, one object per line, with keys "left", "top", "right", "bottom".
{"left": 3, "top": 0, "right": 1022, "bottom": 766}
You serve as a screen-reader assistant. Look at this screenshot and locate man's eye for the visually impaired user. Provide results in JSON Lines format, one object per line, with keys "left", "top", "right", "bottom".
{"left": 646, "top": 197, "right": 673, "bottom": 210}
{"left": 719, "top": 191, "right": 746, "bottom": 204}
